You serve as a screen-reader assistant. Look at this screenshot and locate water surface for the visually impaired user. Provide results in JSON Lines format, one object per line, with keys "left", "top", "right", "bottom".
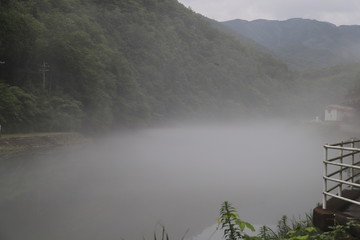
{"left": 0, "top": 121, "right": 352, "bottom": 240}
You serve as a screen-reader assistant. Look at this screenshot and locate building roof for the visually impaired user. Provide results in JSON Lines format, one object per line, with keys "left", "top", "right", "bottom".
{"left": 326, "top": 104, "right": 354, "bottom": 111}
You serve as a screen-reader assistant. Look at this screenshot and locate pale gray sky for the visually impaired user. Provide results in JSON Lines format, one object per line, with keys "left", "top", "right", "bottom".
{"left": 177, "top": 0, "right": 360, "bottom": 26}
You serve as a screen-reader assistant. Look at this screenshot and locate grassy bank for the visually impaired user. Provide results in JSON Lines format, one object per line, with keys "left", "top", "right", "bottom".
{"left": 0, "top": 132, "right": 91, "bottom": 159}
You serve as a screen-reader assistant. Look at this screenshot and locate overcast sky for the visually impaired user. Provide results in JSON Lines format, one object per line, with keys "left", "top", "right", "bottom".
{"left": 177, "top": 0, "right": 360, "bottom": 26}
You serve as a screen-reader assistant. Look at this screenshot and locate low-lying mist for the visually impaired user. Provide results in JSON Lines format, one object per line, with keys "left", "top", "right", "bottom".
{"left": 0, "top": 120, "right": 354, "bottom": 240}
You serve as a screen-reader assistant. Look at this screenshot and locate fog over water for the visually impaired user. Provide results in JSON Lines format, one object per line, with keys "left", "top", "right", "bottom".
{"left": 0, "top": 120, "right": 355, "bottom": 240}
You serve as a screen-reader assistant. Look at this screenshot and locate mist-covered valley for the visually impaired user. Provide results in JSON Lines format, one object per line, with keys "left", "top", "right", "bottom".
{"left": 0, "top": 120, "right": 357, "bottom": 240}
{"left": 1, "top": 0, "right": 360, "bottom": 239}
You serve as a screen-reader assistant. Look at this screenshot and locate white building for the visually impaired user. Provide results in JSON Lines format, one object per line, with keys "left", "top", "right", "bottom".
{"left": 324, "top": 104, "right": 354, "bottom": 121}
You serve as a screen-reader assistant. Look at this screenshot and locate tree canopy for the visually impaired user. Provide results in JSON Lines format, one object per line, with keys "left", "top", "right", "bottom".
{"left": 0, "top": 0, "right": 293, "bottom": 134}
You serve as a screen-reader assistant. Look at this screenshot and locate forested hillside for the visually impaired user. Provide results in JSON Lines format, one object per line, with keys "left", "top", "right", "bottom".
{"left": 288, "top": 64, "right": 360, "bottom": 116}
{"left": 0, "top": 0, "right": 293, "bottom": 134}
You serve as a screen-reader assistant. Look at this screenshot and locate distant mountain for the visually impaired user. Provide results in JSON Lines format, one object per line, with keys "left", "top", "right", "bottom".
{"left": 209, "top": 18, "right": 273, "bottom": 55}
{"left": 222, "top": 18, "right": 360, "bottom": 69}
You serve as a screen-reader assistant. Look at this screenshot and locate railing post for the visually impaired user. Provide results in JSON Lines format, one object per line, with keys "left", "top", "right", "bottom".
{"left": 352, "top": 139, "right": 355, "bottom": 189}
{"left": 339, "top": 142, "right": 343, "bottom": 195}
{"left": 323, "top": 145, "right": 328, "bottom": 209}
{"left": 322, "top": 140, "right": 360, "bottom": 209}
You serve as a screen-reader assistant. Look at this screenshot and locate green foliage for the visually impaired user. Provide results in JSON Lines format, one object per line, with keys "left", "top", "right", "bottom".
{"left": 218, "top": 202, "right": 359, "bottom": 240}
{"left": 0, "top": 83, "right": 39, "bottom": 132}
{"left": 217, "top": 201, "right": 261, "bottom": 240}
{"left": 1, "top": 0, "right": 359, "bottom": 134}
{"left": 282, "top": 221, "right": 358, "bottom": 240}
{"left": 0, "top": 82, "right": 83, "bottom": 133}
{"left": 0, "top": 0, "right": 293, "bottom": 134}
{"left": 265, "top": 214, "right": 320, "bottom": 240}
{"left": 290, "top": 64, "right": 360, "bottom": 117}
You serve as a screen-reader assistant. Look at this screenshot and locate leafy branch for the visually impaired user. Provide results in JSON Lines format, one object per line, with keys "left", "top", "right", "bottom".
{"left": 217, "top": 201, "right": 260, "bottom": 240}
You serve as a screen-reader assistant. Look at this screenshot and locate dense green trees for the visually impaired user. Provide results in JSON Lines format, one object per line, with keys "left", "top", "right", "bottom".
{"left": 0, "top": 0, "right": 293, "bottom": 134}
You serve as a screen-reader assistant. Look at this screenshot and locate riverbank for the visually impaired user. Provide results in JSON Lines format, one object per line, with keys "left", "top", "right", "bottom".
{"left": 0, "top": 132, "right": 91, "bottom": 159}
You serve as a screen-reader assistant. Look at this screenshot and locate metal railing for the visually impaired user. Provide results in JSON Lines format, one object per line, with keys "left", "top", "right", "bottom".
{"left": 323, "top": 139, "right": 360, "bottom": 209}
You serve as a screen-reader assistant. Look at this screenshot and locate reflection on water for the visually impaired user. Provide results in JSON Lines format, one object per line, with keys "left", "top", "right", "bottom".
{"left": 0, "top": 121, "right": 352, "bottom": 240}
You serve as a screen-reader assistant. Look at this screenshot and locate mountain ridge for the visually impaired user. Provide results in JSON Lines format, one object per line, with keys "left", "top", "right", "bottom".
{"left": 222, "top": 18, "right": 360, "bottom": 69}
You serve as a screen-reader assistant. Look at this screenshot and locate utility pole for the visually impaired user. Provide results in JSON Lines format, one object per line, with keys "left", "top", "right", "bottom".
{"left": 39, "top": 61, "right": 49, "bottom": 90}
{"left": 0, "top": 61, "right": 5, "bottom": 82}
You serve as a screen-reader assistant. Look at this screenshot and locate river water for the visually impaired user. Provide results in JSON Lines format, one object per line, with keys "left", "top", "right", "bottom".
{"left": 0, "top": 121, "right": 355, "bottom": 240}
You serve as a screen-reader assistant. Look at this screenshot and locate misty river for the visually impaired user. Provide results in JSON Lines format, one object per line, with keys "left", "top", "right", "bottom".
{"left": 0, "top": 121, "right": 356, "bottom": 240}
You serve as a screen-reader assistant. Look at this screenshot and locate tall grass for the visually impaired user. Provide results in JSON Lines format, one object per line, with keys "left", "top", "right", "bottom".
{"left": 218, "top": 201, "right": 358, "bottom": 240}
